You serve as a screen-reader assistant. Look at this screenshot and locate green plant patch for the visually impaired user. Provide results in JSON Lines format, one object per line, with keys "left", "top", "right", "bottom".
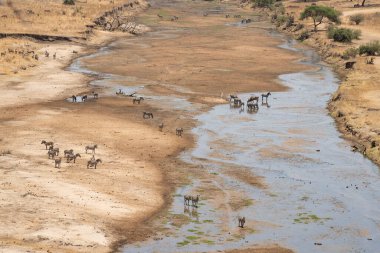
{"left": 177, "top": 240, "right": 190, "bottom": 247}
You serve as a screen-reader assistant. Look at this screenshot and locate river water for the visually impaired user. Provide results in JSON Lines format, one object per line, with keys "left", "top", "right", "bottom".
{"left": 68, "top": 1, "right": 380, "bottom": 252}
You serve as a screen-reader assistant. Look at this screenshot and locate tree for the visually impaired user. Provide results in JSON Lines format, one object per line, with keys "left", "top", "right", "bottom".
{"left": 361, "top": 0, "right": 366, "bottom": 7}
{"left": 300, "top": 5, "right": 341, "bottom": 32}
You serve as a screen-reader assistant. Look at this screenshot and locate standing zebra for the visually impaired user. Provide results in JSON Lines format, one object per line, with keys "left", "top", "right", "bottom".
{"left": 85, "top": 144, "right": 98, "bottom": 154}
{"left": 261, "top": 92, "right": 271, "bottom": 103}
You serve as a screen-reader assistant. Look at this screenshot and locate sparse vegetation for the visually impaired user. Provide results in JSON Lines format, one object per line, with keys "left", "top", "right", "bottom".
{"left": 359, "top": 41, "right": 380, "bottom": 55}
{"left": 342, "top": 47, "right": 359, "bottom": 59}
{"left": 297, "top": 30, "right": 310, "bottom": 41}
{"left": 300, "top": 5, "right": 341, "bottom": 31}
{"left": 327, "top": 26, "right": 361, "bottom": 42}
{"left": 350, "top": 14, "right": 364, "bottom": 25}
{"left": 253, "top": 0, "right": 275, "bottom": 8}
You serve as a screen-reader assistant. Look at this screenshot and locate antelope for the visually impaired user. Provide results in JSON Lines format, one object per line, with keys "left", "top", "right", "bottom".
{"left": 176, "top": 128, "right": 183, "bottom": 137}
{"left": 85, "top": 144, "right": 97, "bottom": 154}
{"left": 158, "top": 123, "right": 164, "bottom": 132}
{"left": 71, "top": 95, "right": 77, "bottom": 102}
{"left": 261, "top": 92, "right": 271, "bottom": 103}
{"left": 54, "top": 157, "right": 62, "bottom": 169}
{"left": 66, "top": 153, "right": 81, "bottom": 163}
{"left": 81, "top": 95, "right": 87, "bottom": 102}
{"left": 93, "top": 92, "right": 98, "bottom": 99}
{"left": 47, "top": 149, "right": 56, "bottom": 159}
{"left": 143, "top": 112, "right": 153, "bottom": 119}
{"left": 133, "top": 97, "right": 144, "bottom": 104}
{"left": 87, "top": 158, "right": 102, "bottom": 169}
{"left": 238, "top": 216, "right": 246, "bottom": 228}
{"left": 41, "top": 140, "right": 54, "bottom": 149}
{"left": 184, "top": 195, "right": 192, "bottom": 206}
{"left": 367, "top": 57, "right": 374, "bottom": 65}
{"left": 64, "top": 149, "right": 74, "bottom": 157}
{"left": 191, "top": 195, "right": 200, "bottom": 207}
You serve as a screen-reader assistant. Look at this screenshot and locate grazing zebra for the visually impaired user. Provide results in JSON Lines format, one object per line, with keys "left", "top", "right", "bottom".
{"left": 66, "top": 153, "right": 81, "bottom": 163}
{"left": 261, "top": 92, "right": 271, "bottom": 103}
{"left": 87, "top": 158, "right": 102, "bottom": 169}
{"left": 71, "top": 95, "right": 77, "bottom": 102}
{"left": 133, "top": 97, "right": 144, "bottom": 104}
{"left": 81, "top": 95, "right": 87, "bottom": 102}
{"left": 171, "top": 15, "right": 179, "bottom": 21}
{"left": 191, "top": 195, "right": 200, "bottom": 207}
{"left": 47, "top": 149, "right": 56, "bottom": 159}
{"left": 238, "top": 216, "right": 246, "bottom": 228}
{"left": 64, "top": 149, "right": 74, "bottom": 157}
{"left": 184, "top": 195, "right": 192, "bottom": 206}
{"left": 159, "top": 123, "right": 164, "bottom": 132}
{"left": 85, "top": 144, "right": 98, "bottom": 154}
{"left": 41, "top": 140, "right": 54, "bottom": 149}
{"left": 143, "top": 112, "right": 153, "bottom": 119}
{"left": 247, "top": 103, "right": 259, "bottom": 112}
{"left": 176, "top": 128, "right": 183, "bottom": 137}
{"left": 54, "top": 157, "right": 61, "bottom": 169}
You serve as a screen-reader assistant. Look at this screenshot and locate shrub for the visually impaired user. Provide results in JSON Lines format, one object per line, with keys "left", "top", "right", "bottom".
{"left": 349, "top": 14, "right": 364, "bottom": 25}
{"left": 327, "top": 26, "right": 361, "bottom": 42}
{"left": 297, "top": 30, "right": 310, "bottom": 41}
{"left": 359, "top": 41, "right": 380, "bottom": 55}
{"left": 63, "top": 0, "right": 75, "bottom": 5}
{"left": 253, "top": 0, "right": 274, "bottom": 8}
{"left": 342, "top": 47, "right": 358, "bottom": 59}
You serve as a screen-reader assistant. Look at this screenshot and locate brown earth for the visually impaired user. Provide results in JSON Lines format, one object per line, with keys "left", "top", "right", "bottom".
{"left": 0, "top": 0, "right": 310, "bottom": 252}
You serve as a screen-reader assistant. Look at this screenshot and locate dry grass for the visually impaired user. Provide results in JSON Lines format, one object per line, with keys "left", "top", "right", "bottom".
{"left": 0, "top": 0, "right": 141, "bottom": 37}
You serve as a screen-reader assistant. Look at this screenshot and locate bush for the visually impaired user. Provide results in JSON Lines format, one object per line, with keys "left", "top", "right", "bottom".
{"left": 349, "top": 14, "right": 364, "bottom": 25}
{"left": 253, "top": 0, "right": 274, "bottom": 8}
{"left": 342, "top": 47, "right": 358, "bottom": 59}
{"left": 297, "top": 30, "right": 310, "bottom": 41}
{"left": 63, "top": 0, "right": 75, "bottom": 5}
{"left": 359, "top": 41, "right": 380, "bottom": 55}
{"left": 327, "top": 26, "right": 361, "bottom": 42}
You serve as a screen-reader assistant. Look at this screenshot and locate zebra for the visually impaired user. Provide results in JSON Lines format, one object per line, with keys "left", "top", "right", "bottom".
{"left": 247, "top": 96, "right": 259, "bottom": 104}
{"left": 54, "top": 157, "right": 61, "bottom": 169}
{"left": 81, "top": 95, "right": 87, "bottom": 102}
{"left": 171, "top": 15, "right": 179, "bottom": 21}
{"left": 176, "top": 128, "right": 184, "bottom": 137}
{"left": 191, "top": 195, "right": 200, "bottom": 207}
{"left": 87, "top": 158, "right": 102, "bottom": 169}
{"left": 247, "top": 103, "right": 259, "bottom": 112}
{"left": 47, "top": 149, "right": 56, "bottom": 159}
{"left": 66, "top": 153, "right": 81, "bottom": 163}
{"left": 64, "top": 149, "right": 74, "bottom": 157}
{"left": 49, "top": 146, "right": 59, "bottom": 156}
{"left": 158, "top": 123, "right": 164, "bottom": 132}
{"left": 133, "top": 97, "right": 144, "bottom": 104}
{"left": 225, "top": 14, "right": 230, "bottom": 18}
{"left": 41, "top": 140, "right": 54, "bottom": 150}
{"left": 85, "top": 144, "right": 97, "bottom": 154}
{"left": 71, "top": 95, "right": 77, "bottom": 102}
{"left": 229, "top": 94, "right": 238, "bottom": 102}
{"left": 143, "top": 112, "right": 153, "bottom": 119}
{"left": 261, "top": 92, "right": 271, "bottom": 103}
{"left": 184, "top": 195, "right": 192, "bottom": 206}
{"left": 238, "top": 216, "right": 246, "bottom": 228}
{"left": 116, "top": 89, "right": 124, "bottom": 95}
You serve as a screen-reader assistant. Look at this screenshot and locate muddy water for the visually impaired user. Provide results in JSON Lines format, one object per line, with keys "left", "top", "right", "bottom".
{"left": 68, "top": 1, "right": 380, "bottom": 253}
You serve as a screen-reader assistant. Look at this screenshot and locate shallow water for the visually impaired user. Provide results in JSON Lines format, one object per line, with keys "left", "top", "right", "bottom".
{"left": 67, "top": 1, "right": 380, "bottom": 252}
{"left": 122, "top": 30, "right": 380, "bottom": 253}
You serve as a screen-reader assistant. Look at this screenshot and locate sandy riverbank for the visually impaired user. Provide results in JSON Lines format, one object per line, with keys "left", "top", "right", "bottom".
{"left": 274, "top": 0, "right": 380, "bottom": 166}
{"left": 0, "top": 0, "right": 313, "bottom": 252}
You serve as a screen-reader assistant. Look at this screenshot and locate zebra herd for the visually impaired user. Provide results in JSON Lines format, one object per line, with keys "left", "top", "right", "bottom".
{"left": 229, "top": 92, "right": 271, "bottom": 112}
{"left": 40, "top": 140, "right": 102, "bottom": 169}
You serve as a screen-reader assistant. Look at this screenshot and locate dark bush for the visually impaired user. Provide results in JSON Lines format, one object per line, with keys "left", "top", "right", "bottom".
{"left": 359, "top": 41, "right": 380, "bottom": 56}
{"left": 297, "top": 30, "right": 310, "bottom": 41}
{"left": 63, "top": 0, "right": 75, "bottom": 5}
{"left": 253, "top": 0, "right": 274, "bottom": 8}
{"left": 327, "top": 26, "right": 361, "bottom": 43}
